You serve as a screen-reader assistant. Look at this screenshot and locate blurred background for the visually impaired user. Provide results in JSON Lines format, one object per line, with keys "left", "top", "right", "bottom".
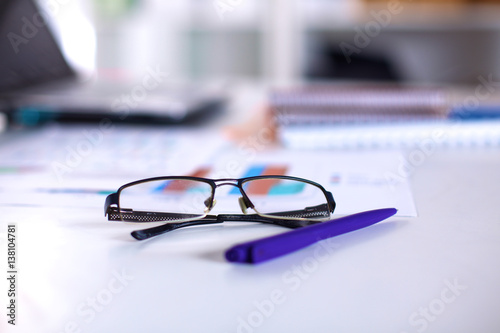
{"left": 56, "top": 0, "right": 500, "bottom": 86}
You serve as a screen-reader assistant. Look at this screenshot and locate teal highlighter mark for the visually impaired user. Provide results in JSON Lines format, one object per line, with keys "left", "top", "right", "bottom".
{"left": 186, "top": 186, "right": 210, "bottom": 194}
{"left": 0, "top": 166, "right": 44, "bottom": 174}
{"left": 0, "top": 167, "right": 18, "bottom": 174}
{"left": 230, "top": 165, "right": 266, "bottom": 195}
{"left": 268, "top": 182, "right": 305, "bottom": 195}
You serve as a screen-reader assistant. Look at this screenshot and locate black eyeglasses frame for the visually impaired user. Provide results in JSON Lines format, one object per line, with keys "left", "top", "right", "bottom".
{"left": 104, "top": 175, "right": 336, "bottom": 240}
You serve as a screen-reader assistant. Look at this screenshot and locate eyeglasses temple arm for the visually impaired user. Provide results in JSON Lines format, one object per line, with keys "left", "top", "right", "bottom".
{"left": 131, "top": 214, "right": 322, "bottom": 240}
{"left": 104, "top": 192, "right": 119, "bottom": 216}
{"left": 326, "top": 191, "right": 336, "bottom": 213}
{"left": 219, "top": 214, "right": 321, "bottom": 228}
{"left": 131, "top": 218, "right": 222, "bottom": 240}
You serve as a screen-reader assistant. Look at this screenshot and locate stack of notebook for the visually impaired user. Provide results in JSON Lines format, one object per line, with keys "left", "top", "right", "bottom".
{"left": 270, "top": 84, "right": 500, "bottom": 149}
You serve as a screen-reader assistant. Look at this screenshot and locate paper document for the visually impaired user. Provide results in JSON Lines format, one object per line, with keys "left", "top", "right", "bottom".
{"left": 208, "top": 149, "right": 417, "bottom": 217}
{"left": 0, "top": 126, "right": 416, "bottom": 216}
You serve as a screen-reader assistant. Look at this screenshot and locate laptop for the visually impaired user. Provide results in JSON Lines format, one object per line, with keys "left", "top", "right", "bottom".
{"left": 0, "top": 0, "right": 225, "bottom": 125}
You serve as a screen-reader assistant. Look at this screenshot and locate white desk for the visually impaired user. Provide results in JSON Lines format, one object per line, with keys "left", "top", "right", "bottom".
{"left": 1, "top": 81, "right": 500, "bottom": 333}
{"left": 1, "top": 143, "right": 499, "bottom": 333}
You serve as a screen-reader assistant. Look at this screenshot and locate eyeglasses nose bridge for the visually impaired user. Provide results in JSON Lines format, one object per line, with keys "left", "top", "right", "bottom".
{"left": 214, "top": 181, "right": 255, "bottom": 211}
{"left": 214, "top": 181, "right": 239, "bottom": 188}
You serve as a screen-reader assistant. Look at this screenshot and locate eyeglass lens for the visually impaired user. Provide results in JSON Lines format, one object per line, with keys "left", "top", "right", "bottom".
{"left": 241, "top": 178, "right": 330, "bottom": 219}
{"left": 119, "top": 179, "right": 213, "bottom": 221}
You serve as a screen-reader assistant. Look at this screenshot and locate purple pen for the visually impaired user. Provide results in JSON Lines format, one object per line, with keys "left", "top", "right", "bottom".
{"left": 225, "top": 208, "right": 397, "bottom": 264}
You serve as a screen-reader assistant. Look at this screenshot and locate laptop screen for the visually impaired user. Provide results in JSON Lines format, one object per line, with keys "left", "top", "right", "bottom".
{"left": 0, "top": 0, "right": 75, "bottom": 94}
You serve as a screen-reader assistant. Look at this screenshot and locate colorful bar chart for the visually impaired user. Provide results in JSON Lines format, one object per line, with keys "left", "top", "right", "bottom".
{"left": 154, "top": 167, "right": 211, "bottom": 192}
{"left": 243, "top": 165, "right": 287, "bottom": 195}
{"left": 151, "top": 164, "right": 303, "bottom": 196}
{"left": 230, "top": 165, "right": 297, "bottom": 195}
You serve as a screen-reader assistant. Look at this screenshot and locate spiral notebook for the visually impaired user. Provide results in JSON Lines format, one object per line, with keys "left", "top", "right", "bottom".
{"left": 270, "top": 84, "right": 500, "bottom": 149}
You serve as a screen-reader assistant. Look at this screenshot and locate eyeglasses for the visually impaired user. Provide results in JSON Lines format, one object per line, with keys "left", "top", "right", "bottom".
{"left": 104, "top": 175, "right": 336, "bottom": 240}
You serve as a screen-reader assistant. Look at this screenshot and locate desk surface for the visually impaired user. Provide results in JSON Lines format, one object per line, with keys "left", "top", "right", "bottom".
{"left": 1, "top": 82, "right": 500, "bottom": 332}
{"left": 1, "top": 145, "right": 499, "bottom": 333}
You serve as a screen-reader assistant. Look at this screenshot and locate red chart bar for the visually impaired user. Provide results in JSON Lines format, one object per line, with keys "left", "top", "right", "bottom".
{"left": 246, "top": 165, "right": 288, "bottom": 195}
{"left": 163, "top": 166, "right": 211, "bottom": 192}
